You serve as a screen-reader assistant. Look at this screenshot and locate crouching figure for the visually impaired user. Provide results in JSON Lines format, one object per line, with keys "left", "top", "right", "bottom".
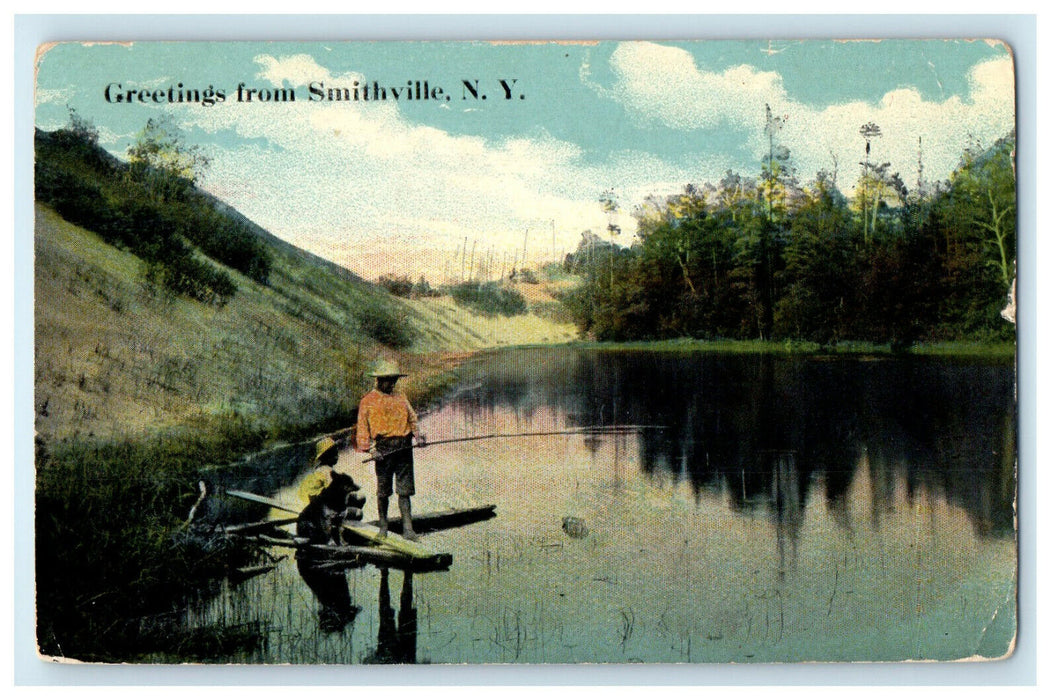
{"left": 297, "top": 437, "right": 367, "bottom": 545}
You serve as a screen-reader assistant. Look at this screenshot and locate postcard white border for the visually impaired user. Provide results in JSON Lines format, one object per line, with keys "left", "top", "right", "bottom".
{"left": 12, "top": 12, "right": 1040, "bottom": 688}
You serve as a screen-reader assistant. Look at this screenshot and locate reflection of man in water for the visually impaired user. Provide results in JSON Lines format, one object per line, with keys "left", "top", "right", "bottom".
{"left": 296, "top": 559, "right": 362, "bottom": 633}
{"left": 364, "top": 568, "right": 417, "bottom": 664}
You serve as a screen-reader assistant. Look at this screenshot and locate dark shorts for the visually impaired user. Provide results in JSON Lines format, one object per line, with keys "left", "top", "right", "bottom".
{"left": 374, "top": 435, "right": 415, "bottom": 498}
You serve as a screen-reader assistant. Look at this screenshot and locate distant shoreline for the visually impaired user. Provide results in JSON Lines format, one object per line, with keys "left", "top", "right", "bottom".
{"left": 456, "top": 337, "right": 1017, "bottom": 360}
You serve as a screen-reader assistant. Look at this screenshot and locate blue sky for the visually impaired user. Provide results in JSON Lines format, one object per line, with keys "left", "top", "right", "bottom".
{"left": 35, "top": 39, "right": 1014, "bottom": 281}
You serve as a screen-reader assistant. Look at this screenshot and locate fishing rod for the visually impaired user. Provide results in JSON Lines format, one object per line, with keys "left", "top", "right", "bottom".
{"left": 360, "top": 425, "right": 666, "bottom": 463}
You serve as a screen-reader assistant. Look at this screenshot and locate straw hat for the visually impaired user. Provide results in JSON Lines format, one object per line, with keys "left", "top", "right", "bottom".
{"left": 315, "top": 436, "right": 338, "bottom": 461}
{"left": 368, "top": 359, "right": 407, "bottom": 378}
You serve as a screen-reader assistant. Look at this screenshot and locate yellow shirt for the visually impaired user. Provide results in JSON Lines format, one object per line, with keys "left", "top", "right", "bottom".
{"left": 356, "top": 389, "right": 418, "bottom": 451}
{"left": 297, "top": 466, "right": 332, "bottom": 505}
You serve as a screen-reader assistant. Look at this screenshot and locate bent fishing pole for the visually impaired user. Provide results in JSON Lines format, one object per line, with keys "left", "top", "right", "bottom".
{"left": 360, "top": 425, "right": 666, "bottom": 463}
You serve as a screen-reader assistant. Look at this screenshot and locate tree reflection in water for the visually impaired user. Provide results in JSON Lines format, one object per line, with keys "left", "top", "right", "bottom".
{"left": 584, "top": 351, "right": 1014, "bottom": 541}
{"left": 454, "top": 348, "right": 1016, "bottom": 542}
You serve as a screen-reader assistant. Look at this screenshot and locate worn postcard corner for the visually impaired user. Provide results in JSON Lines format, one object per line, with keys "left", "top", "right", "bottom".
{"left": 32, "top": 38, "right": 1017, "bottom": 666}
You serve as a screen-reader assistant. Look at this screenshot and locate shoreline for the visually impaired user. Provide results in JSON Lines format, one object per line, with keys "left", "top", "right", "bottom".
{"left": 440, "top": 337, "right": 1017, "bottom": 361}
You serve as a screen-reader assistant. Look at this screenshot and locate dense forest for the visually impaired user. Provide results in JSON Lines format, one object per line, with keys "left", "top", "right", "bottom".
{"left": 565, "top": 119, "right": 1016, "bottom": 347}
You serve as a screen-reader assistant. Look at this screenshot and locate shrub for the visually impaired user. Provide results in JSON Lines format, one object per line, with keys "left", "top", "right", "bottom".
{"left": 379, "top": 273, "right": 440, "bottom": 299}
{"left": 449, "top": 281, "right": 527, "bottom": 317}
{"left": 356, "top": 302, "right": 416, "bottom": 349}
{"left": 378, "top": 273, "right": 415, "bottom": 297}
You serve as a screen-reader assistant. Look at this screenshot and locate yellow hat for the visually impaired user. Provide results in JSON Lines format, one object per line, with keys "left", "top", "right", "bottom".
{"left": 368, "top": 359, "right": 407, "bottom": 378}
{"left": 315, "top": 437, "right": 338, "bottom": 461}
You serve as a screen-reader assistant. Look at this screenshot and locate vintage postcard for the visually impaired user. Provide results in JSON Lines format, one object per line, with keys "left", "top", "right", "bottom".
{"left": 32, "top": 38, "right": 1017, "bottom": 665}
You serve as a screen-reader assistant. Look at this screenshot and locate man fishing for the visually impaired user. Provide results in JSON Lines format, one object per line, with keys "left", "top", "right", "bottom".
{"left": 356, "top": 360, "right": 423, "bottom": 540}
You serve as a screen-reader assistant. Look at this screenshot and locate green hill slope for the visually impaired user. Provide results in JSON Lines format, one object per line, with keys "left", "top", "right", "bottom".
{"left": 37, "top": 203, "right": 366, "bottom": 441}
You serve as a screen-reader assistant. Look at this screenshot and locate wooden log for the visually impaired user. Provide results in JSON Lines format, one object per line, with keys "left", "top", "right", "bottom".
{"left": 339, "top": 522, "right": 437, "bottom": 559}
{"left": 305, "top": 559, "right": 364, "bottom": 573}
{"left": 256, "top": 534, "right": 310, "bottom": 547}
{"left": 234, "top": 524, "right": 453, "bottom": 572}
{"left": 300, "top": 544, "right": 453, "bottom": 572}
{"left": 224, "top": 517, "right": 298, "bottom": 535}
{"left": 225, "top": 489, "right": 450, "bottom": 562}
{"left": 226, "top": 489, "right": 300, "bottom": 513}
{"left": 248, "top": 529, "right": 444, "bottom": 568}
{"left": 305, "top": 544, "right": 409, "bottom": 565}
{"left": 366, "top": 504, "right": 497, "bottom": 535}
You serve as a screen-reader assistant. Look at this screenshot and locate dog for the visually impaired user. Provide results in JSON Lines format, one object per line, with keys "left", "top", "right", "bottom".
{"left": 296, "top": 471, "right": 367, "bottom": 545}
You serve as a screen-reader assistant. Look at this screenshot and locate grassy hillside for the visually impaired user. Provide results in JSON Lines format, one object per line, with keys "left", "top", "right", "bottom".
{"left": 35, "top": 201, "right": 577, "bottom": 444}
{"left": 36, "top": 201, "right": 370, "bottom": 442}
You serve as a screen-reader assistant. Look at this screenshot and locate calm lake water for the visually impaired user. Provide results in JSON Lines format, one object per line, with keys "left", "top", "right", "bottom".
{"left": 194, "top": 347, "right": 1017, "bottom": 664}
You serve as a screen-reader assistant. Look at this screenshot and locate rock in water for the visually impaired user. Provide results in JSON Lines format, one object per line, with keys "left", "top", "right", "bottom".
{"left": 562, "top": 516, "right": 588, "bottom": 539}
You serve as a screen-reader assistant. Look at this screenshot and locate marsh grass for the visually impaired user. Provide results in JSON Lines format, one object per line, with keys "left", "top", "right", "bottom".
{"left": 34, "top": 419, "right": 279, "bottom": 661}
{"left": 33, "top": 396, "right": 384, "bottom": 662}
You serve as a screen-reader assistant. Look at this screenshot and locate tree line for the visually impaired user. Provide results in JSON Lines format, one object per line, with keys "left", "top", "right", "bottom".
{"left": 564, "top": 117, "right": 1015, "bottom": 347}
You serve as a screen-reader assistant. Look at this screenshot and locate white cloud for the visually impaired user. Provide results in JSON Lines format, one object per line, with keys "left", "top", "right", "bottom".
{"left": 604, "top": 43, "right": 1015, "bottom": 193}
{"left": 800, "top": 58, "right": 1014, "bottom": 193}
{"left": 604, "top": 42, "right": 791, "bottom": 132}
{"left": 187, "top": 60, "right": 616, "bottom": 282}
{"left": 253, "top": 53, "right": 363, "bottom": 88}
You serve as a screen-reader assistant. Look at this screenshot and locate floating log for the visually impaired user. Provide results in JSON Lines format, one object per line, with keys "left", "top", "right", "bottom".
{"left": 224, "top": 517, "right": 298, "bottom": 535}
{"left": 367, "top": 504, "right": 497, "bottom": 535}
{"left": 224, "top": 492, "right": 496, "bottom": 535}
{"left": 303, "top": 559, "right": 364, "bottom": 573}
{"left": 228, "top": 523, "right": 454, "bottom": 572}
{"left": 339, "top": 522, "right": 436, "bottom": 559}
{"left": 256, "top": 534, "right": 309, "bottom": 547}
{"left": 300, "top": 544, "right": 452, "bottom": 572}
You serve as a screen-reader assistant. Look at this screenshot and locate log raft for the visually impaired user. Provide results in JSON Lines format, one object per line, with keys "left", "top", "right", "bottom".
{"left": 224, "top": 489, "right": 489, "bottom": 572}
